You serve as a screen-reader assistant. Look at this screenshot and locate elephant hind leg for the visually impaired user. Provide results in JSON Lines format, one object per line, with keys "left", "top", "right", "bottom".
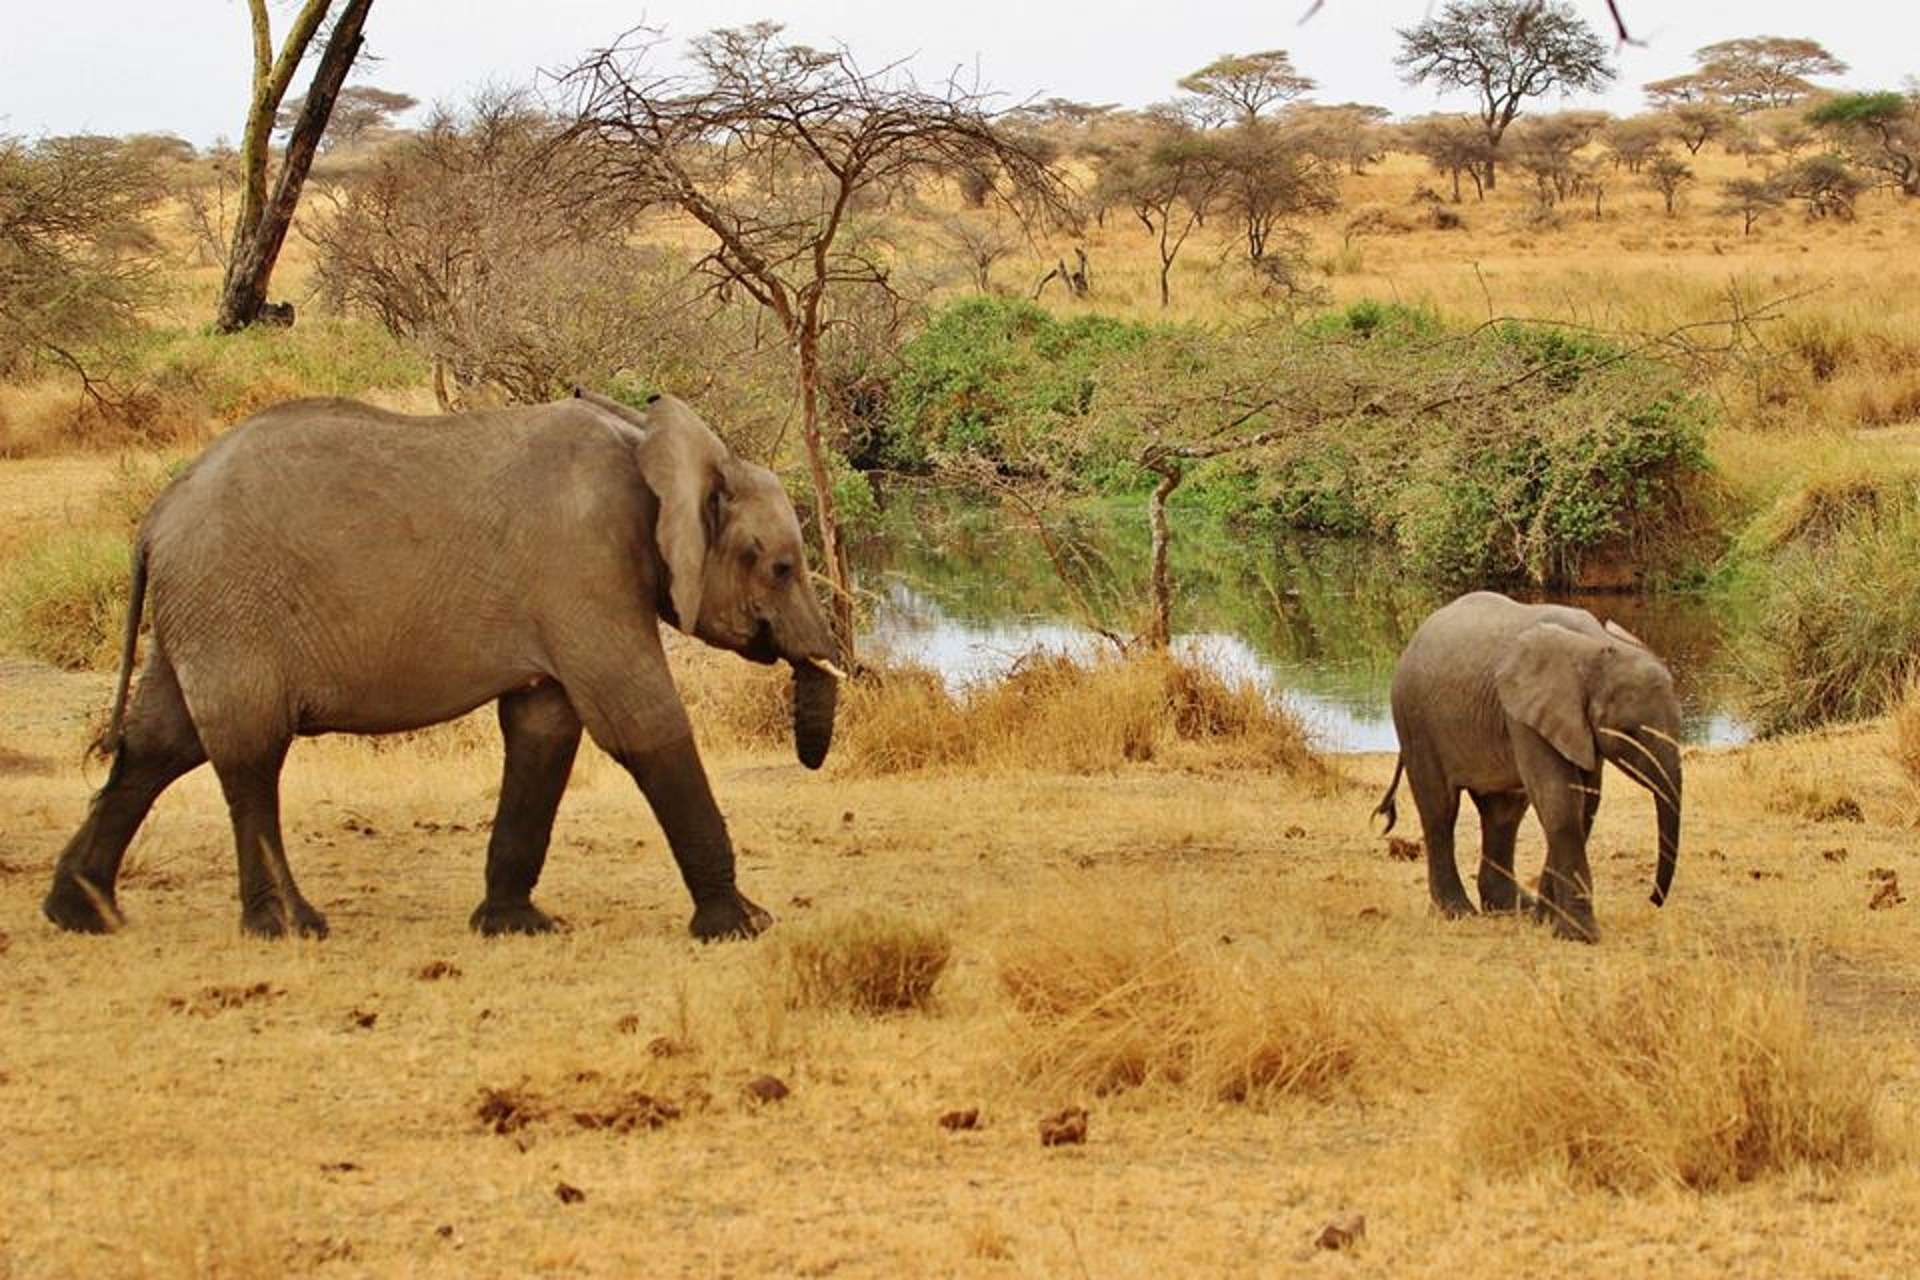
{"left": 1406, "top": 755, "right": 1473, "bottom": 919}
{"left": 45, "top": 650, "right": 208, "bottom": 934}
{"left": 1472, "top": 790, "right": 1532, "bottom": 913}
{"left": 184, "top": 686, "right": 325, "bottom": 940}
{"left": 471, "top": 684, "right": 580, "bottom": 936}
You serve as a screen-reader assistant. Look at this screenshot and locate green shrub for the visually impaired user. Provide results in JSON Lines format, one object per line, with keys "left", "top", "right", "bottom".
{"left": 0, "top": 530, "right": 133, "bottom": 670}
{"left": 879, "top": 299, "right": 1716, "bottom": 589}
{"left": 881, "top": 296, "right": 1151, "bottom": 473}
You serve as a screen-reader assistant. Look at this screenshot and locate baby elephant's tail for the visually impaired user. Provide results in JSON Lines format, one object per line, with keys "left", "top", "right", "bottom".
{"left": 1371, "top": 757, "right": 1405, "bottom": 834}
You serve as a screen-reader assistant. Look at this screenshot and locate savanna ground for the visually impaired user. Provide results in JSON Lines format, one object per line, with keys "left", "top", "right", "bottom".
{"left": 8, "top": 145, "right": 1920, "bottom": 1276}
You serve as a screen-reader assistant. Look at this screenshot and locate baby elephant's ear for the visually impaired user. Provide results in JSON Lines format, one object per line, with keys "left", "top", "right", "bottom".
{"left": 1603, "top": 618, "right": 1648, "bottom": 649}
{"left": 1495, "top": 622, "right": 1604, "bottom": 771}
{"left": 632, "top": 396, "right": 731, "bottom": 634}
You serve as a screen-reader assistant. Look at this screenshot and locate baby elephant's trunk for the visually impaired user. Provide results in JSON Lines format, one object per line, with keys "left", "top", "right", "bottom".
{"left": 1648, "top": 734, "right": 1682, "bottom": 906}
{"left": 790, "top": 660, "right": 839, "bottom": 770}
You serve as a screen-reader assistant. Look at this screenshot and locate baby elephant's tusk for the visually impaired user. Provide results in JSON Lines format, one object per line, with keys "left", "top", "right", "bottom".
{"left": 808, "top": 658, "right": 850, "bottom": 682}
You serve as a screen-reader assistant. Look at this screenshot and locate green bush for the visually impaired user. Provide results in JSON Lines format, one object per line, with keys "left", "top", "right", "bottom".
{"left": 881, "top": 296, "right": 1150, "bottom": 474}
{"left": 0, "top": 530, "right": 133, "bottom": 670}
{"left": 878, "top": 299, "right": 1716, "bottom": 589}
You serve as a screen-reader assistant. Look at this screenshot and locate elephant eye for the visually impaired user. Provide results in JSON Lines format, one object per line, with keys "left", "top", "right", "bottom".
{"left": 771, "top": 559, "right": 794, "bottom": 583}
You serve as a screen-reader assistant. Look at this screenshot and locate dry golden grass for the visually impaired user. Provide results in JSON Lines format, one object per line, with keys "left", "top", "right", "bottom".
{"left": 1459, "top": 942, "right": 1885, "bottom": 1191}
{"left": 996, "top": 899, "right": 1384, "bottom": 1105}
{"left": 768, "top": 908, "right": 953, "bottom": 1013}
{"left": 7, "top": 648, "right": 1920, "bottom": 1276}
{"left": 12, "top": 141, "right": 1920, "bottom": 1276}
{"left": 830, "top": 649, "right": 1324, "bottom": 778}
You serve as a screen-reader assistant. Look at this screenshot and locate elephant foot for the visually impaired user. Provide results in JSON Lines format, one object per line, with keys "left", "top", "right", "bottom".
{"left": 241, "top": 897, "right": 330, "bottom": 940}
{"left": 1430, "top": 894, "right": 1478, "bottom": 920}
{"left": 43, "top": 873, "right": 124, "bottom": 934}
{"left": 469, "top": 898, "right": 560, "bottom": 937}
{"left": 1530, "top": 894, "right": 1598, "bottom": 944}
{"left": 690, "top": 892, "right": 773, "bottom": 942}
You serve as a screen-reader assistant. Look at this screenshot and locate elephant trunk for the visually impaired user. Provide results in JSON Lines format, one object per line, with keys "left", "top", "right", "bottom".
{"left": 791, "top": 660, "right": 838, "bottom": 770}
{"left": 1648, "top": 734, "right": 1682, "bottom": 907}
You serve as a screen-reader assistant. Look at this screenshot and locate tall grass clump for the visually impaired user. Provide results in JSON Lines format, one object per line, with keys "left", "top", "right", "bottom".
{"left": 769, "top": 909, "right": 953, "bottom": 1014}
{"left": 1737, "top": 488, "right": 1920, "bottom": 733}
{"left": 0, "top": 530, "right": 131, "bottom": 669}
{"left": 834, "top": 649, "right": 1322, "bottom": 777}
{"left": 1460, "top": 949, "right": 1883, "bottom": 1191}
{"left": 996, "top": 908, "right": 1379, "bottom": 1104}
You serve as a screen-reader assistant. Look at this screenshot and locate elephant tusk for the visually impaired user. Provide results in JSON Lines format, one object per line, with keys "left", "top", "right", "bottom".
{"left": 808, "top": 658, "right": 850, "bottom": 682}
{"left": 1638, "top": 724, "right": 1682, "bottom": 752}
{"left": 1596, "top": 727, "right": 1678, "bottom": 801}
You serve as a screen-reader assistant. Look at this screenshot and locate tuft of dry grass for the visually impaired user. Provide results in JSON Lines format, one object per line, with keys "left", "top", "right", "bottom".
{"left": 768, "top": 909, "right": 953, "bottom": 1014}
{"left": 997, "top": 904, "right": 1380, "bottom": 1105}
{"left": 1459, "top": 946, "right": 1885, "bottom": 1192}
{"left": 0, "top": 528, "right": 131, "bottom": 670}
{"left": 1887, "top": 672, "right": 1920, "bottom": 818}
{"left": 831, "top": 649, "right": 1323, "bottom": 778}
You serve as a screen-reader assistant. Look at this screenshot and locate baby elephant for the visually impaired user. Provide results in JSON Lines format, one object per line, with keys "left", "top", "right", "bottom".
{"left": 1374, "top": 591, "right": 1682, "bottom": 941}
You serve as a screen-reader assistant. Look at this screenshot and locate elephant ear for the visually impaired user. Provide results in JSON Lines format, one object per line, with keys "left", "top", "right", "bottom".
{"left": 1604, "top": 618, "right": 1648, "bottom": 649}
{"left": 1495, "top": 622, "right": 1602, "bottom": 771}
{"left": 632, "top": 394, "right": 731, "bottom": 634}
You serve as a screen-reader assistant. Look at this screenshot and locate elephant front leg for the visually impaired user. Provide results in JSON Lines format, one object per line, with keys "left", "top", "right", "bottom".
{"left": 621, "top": 734, "right": 771, "bottom": 941}
{"left": 1471, "top": 791, "right": 1532, "bottom": 914}
{"left": 471, "top": 684, "right": 580, "bottom": 937}
{"left": 1531, "top": 778, "right": 1601, "bottom": 943}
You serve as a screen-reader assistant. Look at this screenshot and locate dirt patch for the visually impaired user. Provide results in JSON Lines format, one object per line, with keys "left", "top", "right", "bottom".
{"left": 167, "top": 982, "right": 285, "bottom": 1017}
{"left": 1808, "top": 954, "right": 1920, "bottom": 1035}
{"left": 475, "top": 1078, "right": 685, "bottom": 1138}
{"left": 0, "top": 744, "right": 54, "bottom": 776}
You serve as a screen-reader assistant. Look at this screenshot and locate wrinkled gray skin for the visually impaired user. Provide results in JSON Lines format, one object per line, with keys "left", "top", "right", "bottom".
{"left": 44, "top": 390, "right": 842, "bottom": 942}
{"left": 1374, "top": 591, "right": 1682, "bottom": 942}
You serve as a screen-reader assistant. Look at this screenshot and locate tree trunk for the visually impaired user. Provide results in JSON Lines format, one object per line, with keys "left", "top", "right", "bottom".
{"left": 216, "top": 0, "right": 373, "bottom": 332}
{"left": 1144, "top": 458, "right": 1181, "bottom": 648}
{"left": 796, "top": 325, "right": 856, "bottom": 662}
{"left": 223, "top": 0, "right": 330, "bottom": 297}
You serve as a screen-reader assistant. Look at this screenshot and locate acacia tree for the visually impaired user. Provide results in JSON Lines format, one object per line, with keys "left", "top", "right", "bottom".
{"left": 1096, "top": 112, "right": 1225, "bottom": 308}
{"left": 0, "top": 134, "right": 166, "bottom": 396}
{"left": 1211, "top": 122, "right": 1340, "bottom": 271}
{"left": 566, "top": 22, "right": 1067, "bottom": 653}
{"left": 1395, "top": 0, "right": 1613, "bottom": 191}
{"left": 1401, "top": 113, "right": 1495, "bottom": 201}
{"left": 277, "top": 84, "right": 417, "bottom": 150}
{"left": 1177, "top": 51, "right": 1316, "bottom": 125}
{"left": 215, "top": 0, "right": 374, "bottom": 331}
{"left": 1810, "top": 92, "right": 1920, "bottom": 197}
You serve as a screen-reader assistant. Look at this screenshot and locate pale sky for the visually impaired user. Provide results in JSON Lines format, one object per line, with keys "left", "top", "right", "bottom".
{"left": 8, "top": 2, "right": 1915, "bottom": 146}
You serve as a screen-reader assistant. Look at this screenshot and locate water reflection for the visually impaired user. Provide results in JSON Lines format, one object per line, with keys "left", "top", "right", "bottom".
{"left": 853, "top": 495, "right": 1750, "bottom": 753}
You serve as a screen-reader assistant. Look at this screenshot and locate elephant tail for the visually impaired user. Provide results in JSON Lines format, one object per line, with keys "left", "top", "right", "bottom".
{"left": 1371, "top": 756, "right": 1404, "bottom": 834}
{"left": 92, "top": 539, "right": 148, "bottom": 762}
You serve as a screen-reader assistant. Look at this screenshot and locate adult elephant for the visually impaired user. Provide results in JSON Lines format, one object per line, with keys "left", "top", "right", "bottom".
{"left": 1373, "top": 591, "right": 1682, "bottom": 942}
{"left": 43, "top": 389, "right": 843, "bottom": 942}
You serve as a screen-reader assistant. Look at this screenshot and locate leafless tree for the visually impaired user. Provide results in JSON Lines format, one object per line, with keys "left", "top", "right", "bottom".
{"left": 306, "top": 91, "right": 671, "bottom": 410}
{"left": 932, "top": 210, "right": 1019, "bottom": 292}
{"left": 564, "top": 22, "right": 1070, "bottom": 652}
{"left": 215, "top": 0, "right": 374, "bottom": 331}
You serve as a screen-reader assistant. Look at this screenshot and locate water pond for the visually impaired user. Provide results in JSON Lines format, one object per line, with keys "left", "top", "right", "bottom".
{"left": 850, "top": 494, "right": 1749, "bottom": 754}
